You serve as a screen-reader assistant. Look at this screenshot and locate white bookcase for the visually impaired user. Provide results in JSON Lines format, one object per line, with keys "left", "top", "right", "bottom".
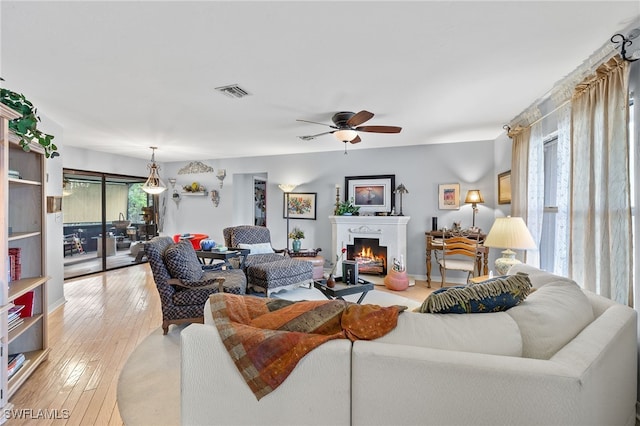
{"left": 0, "top": 103, "right": 49, "bottom": 408}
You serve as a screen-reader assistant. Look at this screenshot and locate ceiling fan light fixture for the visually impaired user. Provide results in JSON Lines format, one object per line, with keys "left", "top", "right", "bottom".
{"left": 334, "top": 129, "right": 358, "bottom": 142}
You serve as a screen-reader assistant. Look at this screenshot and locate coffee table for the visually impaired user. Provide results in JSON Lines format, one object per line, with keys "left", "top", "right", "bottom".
{"left": 313, "top": 277, "right": 374, "bottom": 304}
{"left": 196, "top": 248, "right": 250, "bottom": 270}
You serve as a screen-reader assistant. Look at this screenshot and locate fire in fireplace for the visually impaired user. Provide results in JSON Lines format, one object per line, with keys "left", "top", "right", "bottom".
{"left": 347, "top": 238, "right": 387, "bottom": 275}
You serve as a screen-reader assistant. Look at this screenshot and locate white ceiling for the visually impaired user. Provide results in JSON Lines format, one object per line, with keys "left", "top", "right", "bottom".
{"left": 1, "top": 1, "right": 639, "bottom": 162}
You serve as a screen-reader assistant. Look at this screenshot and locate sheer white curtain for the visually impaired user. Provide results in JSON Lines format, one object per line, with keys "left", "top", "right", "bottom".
{"left": 526, "top": 122, "right": 544, "bottom": 267}
{"left": 553, "top": 104, "right": 571, "bottom": 276}
{"left": 569, "top": 56, "right": 631, "bottom": 305}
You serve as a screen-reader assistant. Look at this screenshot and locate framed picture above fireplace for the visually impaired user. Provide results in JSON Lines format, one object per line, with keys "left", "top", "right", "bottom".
{"left": 345, "top": 174, "right": 395, "bottom": 214}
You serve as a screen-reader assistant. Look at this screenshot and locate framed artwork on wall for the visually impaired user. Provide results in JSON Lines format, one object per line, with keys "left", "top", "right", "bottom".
{"left": 283, "top": 192, "right": 317, "bottom": 220}
{"left": 438, "top": 183, "right": 460, "bottom": 210}
{"left": 498, "top": 170, "right": 511, "bottom": 205}
{"left": 345, "top": 174, "right": 395, "bottom": 214}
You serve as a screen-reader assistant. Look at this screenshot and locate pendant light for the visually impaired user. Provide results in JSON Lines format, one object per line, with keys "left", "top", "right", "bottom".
{"left": 142, "top": 146, "right": 167, "bottom": 194}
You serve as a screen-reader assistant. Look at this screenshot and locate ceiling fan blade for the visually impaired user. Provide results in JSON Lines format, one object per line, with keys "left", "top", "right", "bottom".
{"left": 346, "top": 110, "right": 374, "bottom": 127}
{"left": 298, "top": 130, "right": 335, "bottom": 141}
{"left": 355, "top": 125, "right": 402, "bottom": 134}
{"left": 296, "top": 119, "right": 337, "bottom": 129}
{"left": 349, "top": 135, "right": 362, "bottom": 144}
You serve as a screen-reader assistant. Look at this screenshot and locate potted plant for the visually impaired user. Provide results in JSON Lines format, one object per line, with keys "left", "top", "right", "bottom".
{"left": 335, "top": 198, "right": 360, "bottom": 216}
{"left": 0, "top": 78, "right": 59, "bottom": 158}
{"left": 288, "top": 227, "right": 305, "bottom": 252}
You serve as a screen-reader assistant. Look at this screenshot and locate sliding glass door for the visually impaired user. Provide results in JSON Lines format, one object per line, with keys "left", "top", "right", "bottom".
{"left": 63, "top": 169, "right": 153, "bottom": 279}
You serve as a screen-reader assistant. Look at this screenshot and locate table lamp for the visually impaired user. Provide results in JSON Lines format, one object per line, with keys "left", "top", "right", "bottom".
{"left": 464, "top": 189, "right": 484, "bottom": 230}
{"left": 483, "top": 216, "right": 536, "bottom": 275}
{"left": 394, "top": 184, "right": 409, "bottom": 216}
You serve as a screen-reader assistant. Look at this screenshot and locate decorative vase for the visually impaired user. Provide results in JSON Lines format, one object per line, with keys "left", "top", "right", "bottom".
{"left": 199, "top": 239, "right": 216, "bottom": 251}
{"left": 292, "top": 239, "right": 301, "bottom": 252}
{"left": 326, "top": 274, "right": 336, "bottom": 288}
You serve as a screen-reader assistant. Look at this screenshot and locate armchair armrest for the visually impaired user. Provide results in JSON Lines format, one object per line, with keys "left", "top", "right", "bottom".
{"left": 167, "top": 276, "right": 225, "bottom": 293}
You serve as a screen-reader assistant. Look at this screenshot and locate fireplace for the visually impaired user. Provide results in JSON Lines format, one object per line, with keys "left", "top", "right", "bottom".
{"left": 347, "top": 238, "right": 387, "bottom": 275}
{"left": 330, "top": 215, "right": 410, "bottom": 278}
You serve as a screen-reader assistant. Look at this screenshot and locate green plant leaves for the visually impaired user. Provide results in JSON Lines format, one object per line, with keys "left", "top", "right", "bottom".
{"left": 0, "top": 86, "right": 59, "bottom": 158}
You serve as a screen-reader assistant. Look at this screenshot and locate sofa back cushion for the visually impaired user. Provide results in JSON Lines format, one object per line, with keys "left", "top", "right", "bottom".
{"left": 507, "top": 263, "right": 576, "bottom": 289}
{"left": 506, "top": 279, "right": 594, "bottom": 359}
{"left": 374, "top": 311, "right": 522, "bottom": 356}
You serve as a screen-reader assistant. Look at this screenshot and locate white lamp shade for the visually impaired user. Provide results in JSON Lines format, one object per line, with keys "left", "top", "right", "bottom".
{"left": 278, "top": 184, "right": 297, "bottom": 193}
{"left": 483, "top": 216, "right": 536, "bottom": 250}
{"left": 334, "top": 129, "right": 358, "bottom": 142}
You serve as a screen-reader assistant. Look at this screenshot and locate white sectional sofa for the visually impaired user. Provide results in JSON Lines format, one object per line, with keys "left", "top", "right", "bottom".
{"left": 181, "top": 265, "right": 637, "bottom": 426}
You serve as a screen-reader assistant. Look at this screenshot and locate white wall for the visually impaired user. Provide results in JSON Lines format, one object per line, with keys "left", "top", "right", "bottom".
{"left": 40, "top": 115, "right": 65, "bottom": 312}
{"left": 161, "top": 140, "right": 498, "bottom": 281}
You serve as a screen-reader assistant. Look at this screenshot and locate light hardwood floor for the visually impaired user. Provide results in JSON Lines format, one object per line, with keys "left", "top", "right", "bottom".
{"left": 6, "top": 264, "right": 434, "bottom": 425}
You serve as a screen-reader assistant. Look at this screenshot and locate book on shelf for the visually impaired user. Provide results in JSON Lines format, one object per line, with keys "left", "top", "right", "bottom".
{"left": 8, "top": 304, "right": 25, "bottom": 321}
{"left": 7, "top": 353, "right": 26, "bottom": 379}
{"left": 13, "top": 292, "right": 34, "bottom": 318}
{"left": 8, "top": 248, "right": 21, "bottom": 281}
{"left": 8, "top": 317, "right": 24, "bottom": 332}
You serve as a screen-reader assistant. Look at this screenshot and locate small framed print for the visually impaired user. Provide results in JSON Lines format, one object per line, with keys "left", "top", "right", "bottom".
{"left": 47, "top": 196, "right": 62, "bottom": 213}
{"left": 498, "top": 170, "right": 511, "bottom": 205}
{"left": 283, "top": 192, "right": 317, "bottom": 220}
{"left": 438, "top": 183, "right": 460, "bottom": 210}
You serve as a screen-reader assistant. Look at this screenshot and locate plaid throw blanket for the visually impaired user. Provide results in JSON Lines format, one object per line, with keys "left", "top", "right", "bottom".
{"left": 209, "top": 293, "right": 404, "bottom": 400}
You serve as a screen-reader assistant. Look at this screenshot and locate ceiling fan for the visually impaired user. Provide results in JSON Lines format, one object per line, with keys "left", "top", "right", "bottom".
{"left": 297, "top": 110, "right": 401, "bottom": 153}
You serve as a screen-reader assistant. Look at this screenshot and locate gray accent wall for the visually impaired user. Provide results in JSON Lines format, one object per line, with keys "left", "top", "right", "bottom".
{"left": 162, "top": 140, "right": 500, "bottom": 281}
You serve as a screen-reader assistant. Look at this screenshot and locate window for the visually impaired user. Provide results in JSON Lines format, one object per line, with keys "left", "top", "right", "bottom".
{"left": 540, "top": 136, "right": 558, "bottom": 273}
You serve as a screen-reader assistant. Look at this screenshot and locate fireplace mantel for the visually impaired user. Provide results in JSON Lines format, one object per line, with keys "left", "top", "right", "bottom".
{"left": 329, "top": 215, "right": 410, "bottom": 277}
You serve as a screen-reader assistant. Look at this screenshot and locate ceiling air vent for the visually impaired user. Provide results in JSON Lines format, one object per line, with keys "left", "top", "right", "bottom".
{"left": 215, "top": 84, "right": 251, "bottom": 99}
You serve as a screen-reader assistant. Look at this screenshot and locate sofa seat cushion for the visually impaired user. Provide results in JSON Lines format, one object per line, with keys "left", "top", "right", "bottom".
{"left": 373, "top": 310, "right": 522, "bottom": 356}
{"left": 163, "top": 240, "right": 204, "bottom": 282}
{"left": 418, "top": 273, "right": 531, "bottom": 314}
{"left": 506, "top": 279, "right": 595, "bottom": 359}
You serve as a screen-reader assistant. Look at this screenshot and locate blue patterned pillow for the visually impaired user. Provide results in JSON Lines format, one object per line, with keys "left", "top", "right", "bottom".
{"left": 419, "top": 273, "right": 532, "bottom": 314}
{"left": 163, "top": 240, "right": 204, "bottom": 282}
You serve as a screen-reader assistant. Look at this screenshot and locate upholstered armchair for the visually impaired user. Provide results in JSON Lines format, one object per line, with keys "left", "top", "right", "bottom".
{"left": 146, "top": 236, "right": 247, "bottom": 334}
{"left": 223, "top": 226, "right": 313, "bottom": 296}
{"left": 223, "top": 225, "right": 288, "bottom": 269}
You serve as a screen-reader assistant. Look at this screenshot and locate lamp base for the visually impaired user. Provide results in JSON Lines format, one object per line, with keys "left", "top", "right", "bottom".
{"left": 494, "top": 249, "right": 521, "bottom": 275}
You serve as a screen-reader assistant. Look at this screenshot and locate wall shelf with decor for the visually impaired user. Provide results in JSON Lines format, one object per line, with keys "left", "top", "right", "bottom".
{"left": 180, "top": 191, "right": 207, "bottom": 196}
{"left": 1, "top": 104, "right": 50, "bottom": 404}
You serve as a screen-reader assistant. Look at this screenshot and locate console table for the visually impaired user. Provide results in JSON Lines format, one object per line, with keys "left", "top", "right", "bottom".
{"left": 425, "top": 230, "right": 488, "bottom": 287}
